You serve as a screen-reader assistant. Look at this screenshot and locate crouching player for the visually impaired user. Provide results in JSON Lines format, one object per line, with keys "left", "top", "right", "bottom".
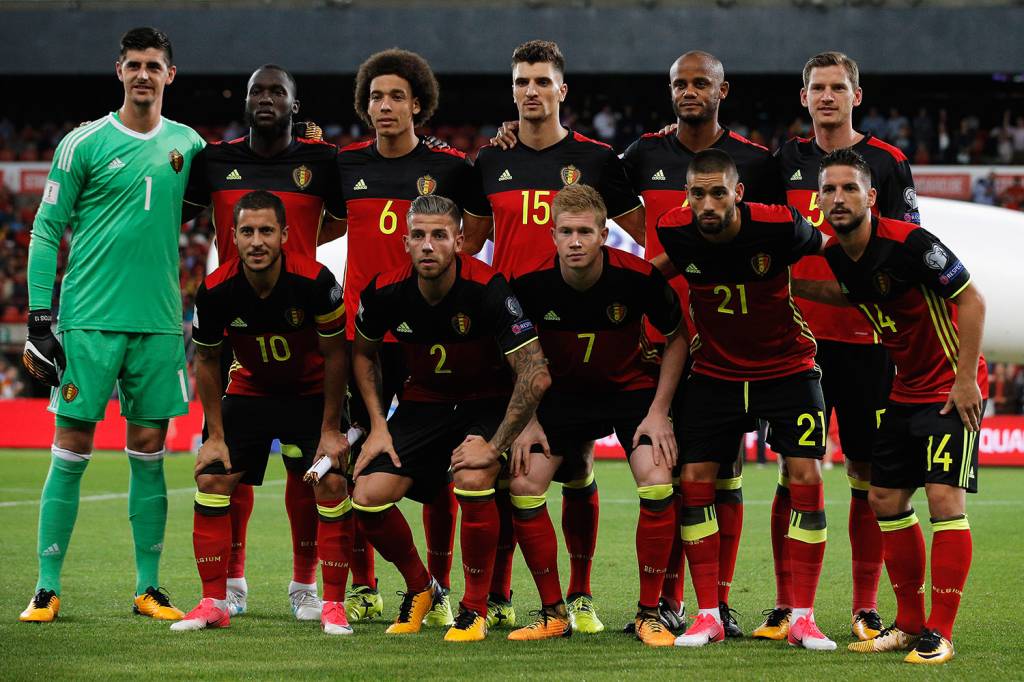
{"left": 174, "top": 190, "right": 354, "bottom": 635}
{"left": 506, "top": 184, "right": 685, "bottom": 645}
{"left": 350, "top": 194, "right": 550, "bottom": 642}
{"left": 802, "top": 148, "right": 987, "bottom": 664}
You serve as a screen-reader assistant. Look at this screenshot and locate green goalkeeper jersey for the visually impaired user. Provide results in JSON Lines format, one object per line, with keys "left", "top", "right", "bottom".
{"left": 29, "top": 112, "right": 206, "bottom": 334}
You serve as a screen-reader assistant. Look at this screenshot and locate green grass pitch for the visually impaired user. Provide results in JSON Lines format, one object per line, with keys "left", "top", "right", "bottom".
{"left": 1, "top": 449, "right": 1021, "bottom": 680}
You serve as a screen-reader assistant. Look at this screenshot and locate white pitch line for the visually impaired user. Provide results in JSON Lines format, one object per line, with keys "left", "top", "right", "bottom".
{"left": 0, "top": 479, "right": 285, "bottom": 509}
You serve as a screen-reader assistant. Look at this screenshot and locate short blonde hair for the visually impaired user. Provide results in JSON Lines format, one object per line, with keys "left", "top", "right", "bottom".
{"left": 552, "top": 184, "right": 607, "bottom": 227}
{"left": 802, "top": 51, "right": 859, "bottom": 90}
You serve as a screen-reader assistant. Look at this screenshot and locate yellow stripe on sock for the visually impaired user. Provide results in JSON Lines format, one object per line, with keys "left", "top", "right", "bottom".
{"left": 351, "top": 501, "right": 394, "bottom": 513}
{"left": 878, "top": 511, "right": 919, "bottom": 532}
{"left": 715, "top": 476, "right": 742, "bottom": 491}
{"left": 847, "top": 476, "right": 871, "bottom": 492}
{"left": 510, "top": 494, "right": 547, "bottom": 510}
{"left": 454, "top": 487, "right": 496, "bottom": 498}
{"left": 681, "top": 505, "right": 719, "bottom": 542}
{"left": 194, "top": 491, "right": 230, "bottom": 508}
{"left": 563, "top": 471, "right": 595, "bottom": 489}
{"left": 932, "top": 516, "right": 970, "bottom": 532}
{"left": 637, "top": 484, "right": 673, "bottom": 501}
{"left": 317, "top": 497, "right": 352, "bottom": 518}
{"left": 787, "top": 523, "right": 827, "bottom": 544}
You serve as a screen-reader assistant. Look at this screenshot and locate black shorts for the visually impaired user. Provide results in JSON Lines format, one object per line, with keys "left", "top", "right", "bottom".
{"left": 537, "top": 388, "right": 655, "bottom": 460}
{"left": 671, "top": 358, "right": 744, "bottom": 477}
{"left": 201, "top": 394, "right": 345, "bottom": 486}
{"left": 872, "top": 401, "right": 982, "bottom": 493}
{"left": 678, "top": 369, "right": 826, "bottom": 464}
{"left": 359, "top": 398, "right": 506, "bottom": 504}
{"left": 817, "top": 340, "right": 893, "bottom": 462}
{"left": 348, "top": 342, "right": 408, "bottom": 429}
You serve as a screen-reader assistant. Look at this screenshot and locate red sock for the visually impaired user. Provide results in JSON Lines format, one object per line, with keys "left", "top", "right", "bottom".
{"left": 423, "top": 482, "right": 457, "bottom": 590}
{"left": 193, "top": 508, "right": 231, "bottom": 600}
{"left": 317, "top": 501, "right": 353, "bottom": 602}
{"left": 771, "top": 483, "right": 793, "bottom": 608}
{"left": 927, "top": 523, "right": 972, "bottom": 640}
{"left": 562, "top": 478, "right": 599, "bottom": 597}
{"left": 489, "top": 488, "right": 516, "bottom": 601}
{"left": 787, "top": 482, "right": 827, "bottom": 610}
{"left": 681, "top": 481, "right": 719, "bottom": 611}
{"left": 849, "top": 493, "right": 883, "bottom": 613}
{"left": 285, "top": 470, "right": 319, "bottom": 584}
{"left": 350, "top": 517, "right": 376, "bottom": 587}
{"left": 512, "top": 503, "right": 564, "bottom": 606}
{"left": 356, "top": 505, "right": 430, "bottom": 592}
{"left": 637, "top": 498, "right": 675, "bottom": 609}
{"left": 227, "top": 484, "right": 254, "bottom": 579}
{"left": 715, "top": 494, "right": 743, "bottom": 604}
{"left": 660, "top": 490, "right": 686, "bottom": 608}
{"left": 455, "top": 491, "right": 499, "bottom": 615}
{"left": 879, "top": 511, "right": 926, "bottom": 634}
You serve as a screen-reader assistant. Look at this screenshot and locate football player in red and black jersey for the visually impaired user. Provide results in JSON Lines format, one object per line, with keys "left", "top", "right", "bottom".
{"left": 182, "top": 65, "right": 345, "bottom": 622}
{"left": 507, "top": 185, "right": 686, "bottom": 646}
{"left": 652, "top": 149, "right": 835, "bottom": 651}
{"left": 176, "top": 191, "right": 352, "bottom": 635}
{"left": 467, "top": 41, "right": 644, "bottom": 631}
{"left": 799, "top": 149, "right": 986, "bottom": 664}
{"left": 621, "top": 50, "right": 786, "bottom": 635}
{"left": 334, "top": 49, "right": 493, "bottom": 625}
{"left": 350, "top": 195, "right": 550, "bottom": 643}
{"left": 766, "top": 52, "right": 919, "bottom": 642}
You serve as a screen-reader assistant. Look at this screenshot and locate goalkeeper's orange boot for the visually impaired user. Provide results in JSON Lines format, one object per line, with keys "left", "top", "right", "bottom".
{"left": 444, "top": 607, "right": 488, "bottom": 643}
{"left": 752, "top": 607, "right": 791, "bottom": 640}
{"left": 634, "top": 609, "right": 676, "bottom": 647}
{"left": 19, "top": 589, "right": 60, "bottom": 623}
{"left": 386, "top": 578, "right": 443, "bottom": 635}
{"left": 133, "top": 586, "right": 184, "bottom": 620}
{"left": 508, "top": 603, "right": 572, "bottom": 641}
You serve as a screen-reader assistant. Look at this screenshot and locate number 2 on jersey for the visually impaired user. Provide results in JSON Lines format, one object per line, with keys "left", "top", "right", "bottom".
{"left": 430, "top": 344, "right": 452, "bottom": 374}
{"left": 521, "top": 190, "right": 552, "bottom": 226}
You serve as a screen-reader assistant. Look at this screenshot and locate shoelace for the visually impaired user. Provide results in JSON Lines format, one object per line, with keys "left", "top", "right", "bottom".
{"left": 639, "top": 615, "right": 667, "bottom": 633}
{"left": 720, "top": 604, "right": 742, "bottom": 623}
{"left": 395, "top": 591, "right": 417, "bottom": 622}
{"left": 569, "top": 597, "right": 592, "bottom": 613}
{"left": 760, "top": 607, "right": 789, "bottom": 626}
{"left": 144, "top": 587, "right": 173, "bottom": 607}
{"left": 856, "top": 610, "right": 883, "bottom": 630}
{"left": 525, "top": 608, "right": 554, "bottom": 628}
{"left": 915, "top": 629, "right": 942, "bottom": 652}
{"left": 33, "top": 589, "right": 56, "bottom": 608}
{"left": 294, "top": 590, "right": 320, "bottom": 609}
{"left": 453, "top": 609, "right": 479, "bottom": 629}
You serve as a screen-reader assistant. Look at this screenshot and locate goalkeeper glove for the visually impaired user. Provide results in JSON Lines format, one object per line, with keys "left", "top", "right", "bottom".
{"left": 23, "top": 309, "right": 65, "bottom": 387}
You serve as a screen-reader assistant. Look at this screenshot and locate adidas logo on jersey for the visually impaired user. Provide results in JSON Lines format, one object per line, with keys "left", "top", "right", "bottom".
{"left": 226, "top": 169, "right": 242, "bottom": 180}
{"left": 651, "top": 169, "right": 666, "bottom": 181}
{"left": 790, "top": 170, "right": 802, "bottom": 181}
{"left": 230, "top": 317, "right": 247, "bottom": 328}
{"left": 543, "top": 310, "right": 561, "bottom": 321}
{"left": 41, "top": 543, "right": 61, "bottom": 557}
{"left": 396, "top": 322, "right": 413, "bottom": 333}
{"left": 354, "top": 179, "right": 368, "bottom": 190}
{"left": 685, "top": 263, "right": 702, "bottom": 274}
{"left": 107, "top": 157, "right": 125, "bottom": 170}
{"left": 498, "top": 169, "right": 513, "bottom": 182}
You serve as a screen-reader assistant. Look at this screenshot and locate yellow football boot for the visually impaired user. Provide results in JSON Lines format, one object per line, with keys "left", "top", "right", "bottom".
{"left": 133, "top": 587, "right": 185, "bottom": 620}
{"left": 635, "top": 611, "right": 677, "bottom": 647}
{"left": 851, "top": 609, "right": 884, "bottom": 641}
{"left": 848, "top": 626, "right": 917, "bottom": 653}
{"left": 19, "top": 589, "right": 60, "bottom": 623}
{"left": 751, "top": 607, "right": 791, "bottom": 640}
{"left": 508, "top": 604, "right": 572, "bottom": 641}
{"left": 444, "top": 608, "right": 488, "bottom": 643}
{"left": 904, "top": 629, "right": 955, "bottom": 664}
{"left": 386, "top": 579, "right": 442, "bottom": 635}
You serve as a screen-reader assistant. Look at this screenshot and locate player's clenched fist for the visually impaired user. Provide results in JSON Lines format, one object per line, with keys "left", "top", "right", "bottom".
{"left": 22, "top": 309, "right": 65, "bottom": 387}
{"left": 315, "top": 428, "right": 351, "bottom": 473}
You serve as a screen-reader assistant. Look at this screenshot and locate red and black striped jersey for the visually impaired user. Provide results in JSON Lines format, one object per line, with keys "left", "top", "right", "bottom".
{"left": 183, "top": 136, "right": 345, "bottom": 263}
{"left": 622, "top": 127, "right": 785, "bottom": 343}
{"left": 472, "top": 129, "right": 641, "bottom": 276}
{"left": 336, "top": 139, "right": 488, "bottom": 341}
{"left": 776, "top": 133, "right": 918, "bottom": 345}
{"left": 355, "top": 252, "right": 538, "bottom": 403}
{"left": 657, "top": 203, "right": 822, "bottom": 382}
{"left": 823, "top": 217, "right": 988, "bottom": 404}
{"left": 192, "top": 252, "right": 345, "bottom": 397}
{"left": 509, "top": 247, "right": 681, "bottom": 393}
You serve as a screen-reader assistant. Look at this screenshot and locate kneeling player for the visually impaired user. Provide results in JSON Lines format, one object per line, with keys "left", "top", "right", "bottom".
{"left": 507, "top": 184, "right": 685, "bottom": 645}
{"left": 174, "top": 191, "right": 354, "bottom": 635}
{"left": 801, "top": 149, "right": 987, "bottom": 664}
{"left": 351, "top": 195, "right": 550, "bottom": 642}
{"left": 653, "top": 149, "right": 835, "bottom": 650}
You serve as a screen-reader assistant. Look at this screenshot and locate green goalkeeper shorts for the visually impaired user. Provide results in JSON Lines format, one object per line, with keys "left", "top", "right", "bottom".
{"left": 49, "top": 330, "right": 189, "bottom": 423}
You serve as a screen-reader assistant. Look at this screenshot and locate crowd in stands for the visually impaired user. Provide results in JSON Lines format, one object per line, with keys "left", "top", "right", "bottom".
{"left": 1, "top": 108, "right": 1024, "bottom": 408}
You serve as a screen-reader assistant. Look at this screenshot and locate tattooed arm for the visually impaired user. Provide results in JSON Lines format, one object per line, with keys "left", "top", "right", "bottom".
{"left": 451, "top": 338, "right": 551, "bottom": 471}
{"left": 351, "top": 332, "right": 399, "bottom": 478}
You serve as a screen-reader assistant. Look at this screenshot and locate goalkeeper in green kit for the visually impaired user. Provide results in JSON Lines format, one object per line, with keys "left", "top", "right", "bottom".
{"left": 19, "top": 27, "right": 205, "bottom": 623}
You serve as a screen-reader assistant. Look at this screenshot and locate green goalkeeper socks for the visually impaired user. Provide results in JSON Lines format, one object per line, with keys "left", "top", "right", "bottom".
{"left": 127, "top": 450, "right": 168, "bottom": 595}
{"left": 36, "top": 448, "right": 90, "bottom": 594}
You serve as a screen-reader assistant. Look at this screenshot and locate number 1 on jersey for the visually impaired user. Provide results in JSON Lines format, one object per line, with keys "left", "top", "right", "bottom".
{"left": 143, "top": 176, "right": 152, "bottom": 211}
